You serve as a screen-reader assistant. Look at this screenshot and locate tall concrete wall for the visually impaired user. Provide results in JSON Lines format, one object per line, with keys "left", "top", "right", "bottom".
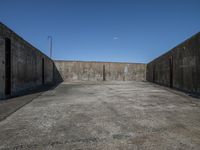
{"left": 0, "top": 23, "right": 57, "bottom": 99}
{"left": 0, "top": 36, "right": 5, "bottom": 98}
{"left": 146, "top": 32, "right": 200, "bottom": 95}
{"left": 54, "top": 61, "right": 146, "bottom": 81}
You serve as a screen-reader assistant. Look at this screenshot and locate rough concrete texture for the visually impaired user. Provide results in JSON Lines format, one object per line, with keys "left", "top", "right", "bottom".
{"left": 54, "top": 61, "right": 146, "bottom": 81}
{"left": 0, "top": 36, "right": 5, "bottom": 98}
{"left": 0, "top": 81, "right": 200, "bottom": 150}
{"left": 146, "top": 32, "right": 200, "bottom": 95}
{"left": 0, "top": 23, "right": 57, "bottom": 99}
{"left": 0, "top": 83, "right": 59, "bottom": 121}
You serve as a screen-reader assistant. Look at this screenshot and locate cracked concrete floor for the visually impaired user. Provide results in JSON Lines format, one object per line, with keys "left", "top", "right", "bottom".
{"left": 0, "top": 81, "right": 200, "bottom": 150}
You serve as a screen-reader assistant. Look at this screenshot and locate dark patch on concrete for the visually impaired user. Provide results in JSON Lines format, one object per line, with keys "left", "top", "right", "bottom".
{"left": 113, "top": 134, "right": 131, "bottom": 140}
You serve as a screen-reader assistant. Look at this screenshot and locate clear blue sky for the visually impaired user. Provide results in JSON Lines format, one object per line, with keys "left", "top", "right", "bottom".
{"left": 0, "top": 0, "right": 199, "bottom": 63}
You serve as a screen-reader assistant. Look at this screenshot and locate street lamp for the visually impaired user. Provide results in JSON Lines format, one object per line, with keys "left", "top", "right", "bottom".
{"left": 47, "top": 36, "right": 52, "bottom": 58}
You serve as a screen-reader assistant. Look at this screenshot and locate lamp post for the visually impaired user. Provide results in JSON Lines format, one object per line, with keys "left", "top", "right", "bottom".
{"left": 48, "top": 36, "right": 52, "bottom": 58}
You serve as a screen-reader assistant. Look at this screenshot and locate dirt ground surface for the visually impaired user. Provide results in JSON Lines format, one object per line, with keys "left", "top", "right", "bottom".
{"left": 0, "top": 81, "right": 200, "bottom": 150}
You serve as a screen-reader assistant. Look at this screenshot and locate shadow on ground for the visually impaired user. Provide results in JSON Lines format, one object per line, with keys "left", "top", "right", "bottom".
{"left": 0, "top": 83, "right": 61, "bottom": 121}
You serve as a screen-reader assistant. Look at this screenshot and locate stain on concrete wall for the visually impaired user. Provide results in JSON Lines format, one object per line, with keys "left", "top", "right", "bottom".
{"left": 54, "top": 61, "right": 146, "bottom": 81}
{"left": 146, "top": 32, "right": 200, "bottom": 95}
{"left": 0, "top": 23, "right": 57, "bottom": 99}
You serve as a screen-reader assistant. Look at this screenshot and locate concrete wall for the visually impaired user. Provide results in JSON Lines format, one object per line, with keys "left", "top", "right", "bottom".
{"left": 54, "top": 61, "right": 146, "bottom": 81}
{"left": 146, "top": 32, "right": 200, "bottom": 95}
{"left": 3, "top": 22, "right": 199, "bottom": 98}
{"left": 0, "top": 36, "right": 5, "bottom": 98}
{"left": 0, "top": 23, "right": 57, "bottom": 99}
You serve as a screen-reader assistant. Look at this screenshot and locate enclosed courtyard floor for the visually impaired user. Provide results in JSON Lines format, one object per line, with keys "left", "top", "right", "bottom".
{"left": 0, "top": 81, "right": 200, "bottom": 150}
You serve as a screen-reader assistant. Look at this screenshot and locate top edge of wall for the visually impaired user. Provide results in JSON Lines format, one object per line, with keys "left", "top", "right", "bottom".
{"left": 0, "top": 22, "right": 53, "bottom": 62}
{"left": 54, "top": 60, "right": 146, "bottom": 65}
{"left": 147, "top": 31, "right": 200, "bottom": 65}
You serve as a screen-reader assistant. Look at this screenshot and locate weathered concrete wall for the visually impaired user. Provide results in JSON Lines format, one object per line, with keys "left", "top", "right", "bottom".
{"left": 146, "top": 32, "right": 200, "bottom": 95}
{"left": 0, "top": 36, "right": 5, "bottom": 98}
{"left": 0, "top": 23, "right": 57, "bottom": 99}
{"left": 54, "top": 61, "right": 146, "bottom": 81}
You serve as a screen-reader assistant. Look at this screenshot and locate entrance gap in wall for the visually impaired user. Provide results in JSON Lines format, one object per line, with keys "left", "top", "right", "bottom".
{"left": 169, "top": 56, "right": 173, "bottom": 88}
{"left": 42, "top": 58, "right": 45, "bottom": 84}
{"left": 5, "top": 38, "right": 11, "bottom": 96}
{"left": 52, "top": 62, "right": 54, "bottom": 82}
{"left": 153, "top": 65, "right": 155, "bottom": 83}
{"left": 103, "top": 65, "right": 106, "bottom": 81}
